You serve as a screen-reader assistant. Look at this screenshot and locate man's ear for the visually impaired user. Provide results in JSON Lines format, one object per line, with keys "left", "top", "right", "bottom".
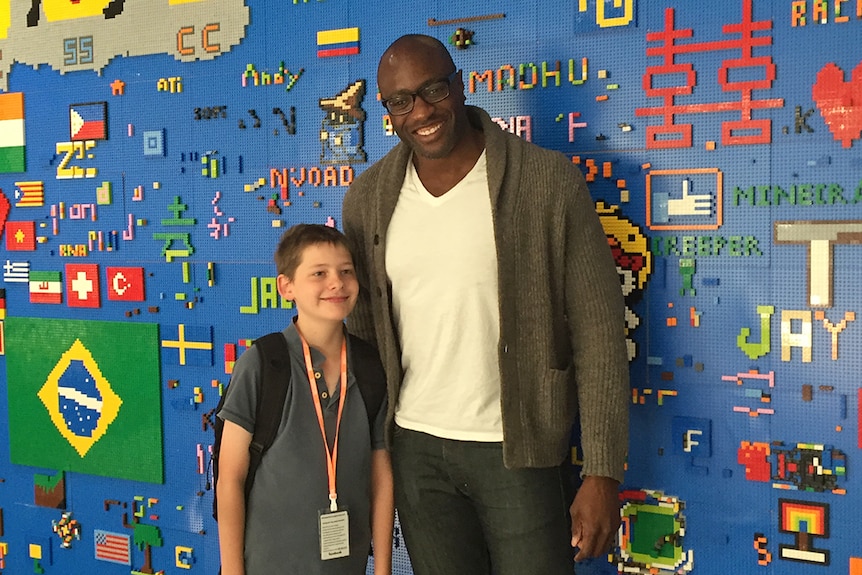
{"left": 455, "top": 72, "right": 467, "bottom": 101}
{"left": 276, "top": 274, "right": 294, "bottom": 301}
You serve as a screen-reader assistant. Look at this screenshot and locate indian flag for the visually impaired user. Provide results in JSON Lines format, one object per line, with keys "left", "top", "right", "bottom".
{"left": 0, "top": 92, "right": 25, "bottom": 174}
{"left": 29, "top": 271, "right": 62, "bottom": 305}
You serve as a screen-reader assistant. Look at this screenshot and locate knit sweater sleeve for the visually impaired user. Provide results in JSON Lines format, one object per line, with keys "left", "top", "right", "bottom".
{"left": 342, "top": 171, "right": 378, "bottom": 347}
{"left": 563, "top": 162, "right": 630, "bottom": 482}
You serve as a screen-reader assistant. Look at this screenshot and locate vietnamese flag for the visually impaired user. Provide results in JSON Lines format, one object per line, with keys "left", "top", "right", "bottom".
{"left": 5, "top": 221, "right": 35, "bottom": 251}
{"left": 106, "top": 266, "right": 145, "bottom": 301}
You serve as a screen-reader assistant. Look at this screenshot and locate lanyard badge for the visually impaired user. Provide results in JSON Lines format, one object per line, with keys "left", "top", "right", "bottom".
{"left": 297, "top": 328, "right": 351, "bottom": 560}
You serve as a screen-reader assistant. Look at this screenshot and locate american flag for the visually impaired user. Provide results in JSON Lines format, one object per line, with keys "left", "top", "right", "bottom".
{"left": 93, "top": 529, "right": 130, "bottom": 565}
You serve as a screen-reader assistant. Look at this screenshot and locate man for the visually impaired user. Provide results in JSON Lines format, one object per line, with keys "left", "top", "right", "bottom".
{"left": 343, "top": 34, "right": 629, "bottom": 575}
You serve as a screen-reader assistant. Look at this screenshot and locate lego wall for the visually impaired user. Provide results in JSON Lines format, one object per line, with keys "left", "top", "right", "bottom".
{"left": 0, "top": 0, "right": 858, "bottom": 574}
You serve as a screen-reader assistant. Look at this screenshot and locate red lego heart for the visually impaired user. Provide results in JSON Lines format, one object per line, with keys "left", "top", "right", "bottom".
{"left": 0, "top": 190, "right": 9, "bottom": 241}
{"left": 812, "top": 61, "right": 862, "bottom": 148}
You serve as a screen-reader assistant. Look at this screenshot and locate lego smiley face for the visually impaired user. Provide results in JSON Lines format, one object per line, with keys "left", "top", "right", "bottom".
{"left": 42, "top": 0, "right": 117, "bottom": 21}
{"left": 0, "top": 2, "right": 8, "bottom": 39}
{"left": 40, "top": 0, "right": 207, "bottom": 22}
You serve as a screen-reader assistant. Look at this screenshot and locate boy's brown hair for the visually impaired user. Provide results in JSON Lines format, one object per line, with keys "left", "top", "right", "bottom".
{"left": 274, "top": 223, "right": 352, "bottom": 278}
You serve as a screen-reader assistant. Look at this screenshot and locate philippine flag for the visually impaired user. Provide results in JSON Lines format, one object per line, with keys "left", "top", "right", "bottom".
{"left": 70, "top": 102, "right": 107, "bottom": 141}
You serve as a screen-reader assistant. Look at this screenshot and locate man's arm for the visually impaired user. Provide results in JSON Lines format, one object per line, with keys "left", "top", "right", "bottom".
{"left": 217, "top": 420, "right": 252, "bottom": 575}
{"left": 369, "top": 448, "right": 394, "bottom": 575}
{"left": 570, "top": 475, "right": 621, "bottom": 560}
{"left": 564, "top": 166, "right": 629, "bottom": 476}
{"left": 342, "top": 186, "right": 378, "bottom": 346}
{"left": 563, "top": 168, "right": 629, "bottom": 558}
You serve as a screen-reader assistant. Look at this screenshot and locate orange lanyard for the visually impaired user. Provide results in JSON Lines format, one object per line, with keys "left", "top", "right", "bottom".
{"left": 297, "top": 329, "right": 347, "bottom": 512}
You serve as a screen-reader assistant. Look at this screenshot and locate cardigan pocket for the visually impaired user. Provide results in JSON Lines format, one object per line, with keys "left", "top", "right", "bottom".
{"left": 542, "top": 364, "right": 576, "bottom": 432}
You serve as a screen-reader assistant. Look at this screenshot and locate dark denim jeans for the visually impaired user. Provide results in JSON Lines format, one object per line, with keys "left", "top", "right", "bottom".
{"left": 392, "top": 426, "right": 574, "bottom": 575}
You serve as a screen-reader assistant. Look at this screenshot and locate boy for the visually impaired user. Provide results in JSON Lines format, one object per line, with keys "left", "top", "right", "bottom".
{"left": 217, "top": 224, "right": 394, "bottom": 575}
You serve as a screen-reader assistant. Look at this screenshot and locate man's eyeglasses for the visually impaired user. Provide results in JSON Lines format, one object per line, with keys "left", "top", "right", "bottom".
{"left": 381, "top": 70, "right": 460, "bottom": 116}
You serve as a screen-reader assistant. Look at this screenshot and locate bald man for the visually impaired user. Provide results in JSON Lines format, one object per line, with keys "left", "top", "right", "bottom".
{"left": 343, "top": 34, "right": 630, "bottom": 575}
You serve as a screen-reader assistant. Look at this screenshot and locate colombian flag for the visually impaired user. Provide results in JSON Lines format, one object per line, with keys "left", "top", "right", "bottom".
{"left": 317, "top": 27, "right": 360, "bottom": 58}
{"left": 70, "top": 102, "right": 107, "bottom": 141}
{"left": 0, "top": 92, "right": 26, "bottom": 173}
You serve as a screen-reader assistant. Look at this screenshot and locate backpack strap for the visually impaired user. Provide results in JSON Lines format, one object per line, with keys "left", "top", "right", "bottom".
{"left": 237, "top": 332, "right": 383, "bottom": 505}
{"left": 244, "top": 331, "right": 292, "bottom": 501}
{"left": 347, "top": 334, "right": 387, "bottom": 434}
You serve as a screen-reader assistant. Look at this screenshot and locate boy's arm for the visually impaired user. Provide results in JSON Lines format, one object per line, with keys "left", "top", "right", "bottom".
{"left": 217, "top": 419, "right": 253, "bottom": 575}
{"left": 370, "top": 448, "right": 394, "bottom": 575}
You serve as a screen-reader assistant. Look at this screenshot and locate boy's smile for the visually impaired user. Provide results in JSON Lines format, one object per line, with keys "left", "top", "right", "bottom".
{"left": 277, "top": 242, "right": 358, "bottom": 325}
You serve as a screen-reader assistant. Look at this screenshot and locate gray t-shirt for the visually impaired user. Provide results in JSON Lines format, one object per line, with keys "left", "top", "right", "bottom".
{"left": 218, "top": 322, "right": 386, "bottom": 575}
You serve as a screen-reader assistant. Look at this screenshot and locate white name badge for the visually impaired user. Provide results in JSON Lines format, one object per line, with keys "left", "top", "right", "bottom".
{"left": 319, "top": 508, "right": 350, "bottom": 560}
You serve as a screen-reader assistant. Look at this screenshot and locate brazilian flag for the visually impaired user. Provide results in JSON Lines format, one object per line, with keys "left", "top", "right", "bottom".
{"left": 6, "top": 317, "right": 163, "bottom": 483}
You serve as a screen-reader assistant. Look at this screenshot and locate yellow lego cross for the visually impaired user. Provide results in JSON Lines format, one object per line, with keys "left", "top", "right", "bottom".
{"left": 161, "top": 324, "right": 213, "bottom": 365}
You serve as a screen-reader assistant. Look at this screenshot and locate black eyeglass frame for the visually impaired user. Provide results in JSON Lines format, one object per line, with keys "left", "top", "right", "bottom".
{"left": 380, "top": 70, "right": 461, "bottom": 116}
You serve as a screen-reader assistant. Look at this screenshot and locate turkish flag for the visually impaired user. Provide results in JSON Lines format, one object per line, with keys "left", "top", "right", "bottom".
{"left": 5, "top": 221, "right": 35, "bottom": 251}
{"left": 65, "top": 263, "right": 100, "bottom": 308}
{"left": 106, "top": 266, "right": 145, "bottom": 301}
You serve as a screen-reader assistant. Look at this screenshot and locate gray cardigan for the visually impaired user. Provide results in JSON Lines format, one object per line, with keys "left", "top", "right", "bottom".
{"left": 343, "top": 106, "right": 629, "bottom": 481}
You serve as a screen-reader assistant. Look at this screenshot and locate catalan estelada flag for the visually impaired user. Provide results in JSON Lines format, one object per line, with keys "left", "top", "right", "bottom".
{"left": 0, "top": 92, "right": 26, "bottom": 173}
{"left": 317, "top": 27, "right": 360, "bottom": 58}
{"left": 70, "top": 102, "right": 107, "bottom": 141}
{"left": 14, "top": 181, "right": 44, "bottom": 207}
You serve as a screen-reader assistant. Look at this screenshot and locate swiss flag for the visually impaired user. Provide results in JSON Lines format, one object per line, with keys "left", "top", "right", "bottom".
{"left": 5, "top": 221, "right": 35, "bottom": 251}
{"left": 65, "top": 263, "right": 100, "bottom": 308}
{"left": 106, "top": 266, "right": 145, "bottom": 301}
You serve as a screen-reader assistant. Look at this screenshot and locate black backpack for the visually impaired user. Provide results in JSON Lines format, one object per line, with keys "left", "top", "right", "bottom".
{"left": 210, "top": 331, "right": 386, "bottom": 520}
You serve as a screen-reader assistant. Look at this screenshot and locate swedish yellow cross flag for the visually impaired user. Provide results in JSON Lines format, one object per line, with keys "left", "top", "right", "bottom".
{"left": 5, "top": 317, "right": 163, "bottom": 483}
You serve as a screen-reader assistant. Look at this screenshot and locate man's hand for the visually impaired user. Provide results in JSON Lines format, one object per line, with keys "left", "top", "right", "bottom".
{"left": 570, "top": 475, "right": 621, "bottom": 561}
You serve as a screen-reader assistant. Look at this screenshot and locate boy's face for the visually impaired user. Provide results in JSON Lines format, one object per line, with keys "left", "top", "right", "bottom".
{"left": 277, "top": 242, "right": 358, "bottom": 325}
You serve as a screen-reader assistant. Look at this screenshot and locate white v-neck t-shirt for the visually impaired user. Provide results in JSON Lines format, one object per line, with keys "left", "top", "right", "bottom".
{"left": 386, "top": 152, "right": 503, "bottom": 441}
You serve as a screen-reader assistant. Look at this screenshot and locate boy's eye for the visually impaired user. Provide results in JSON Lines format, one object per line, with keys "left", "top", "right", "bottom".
{"left": 341, "top": 268, "right": 354, "bottom": 275}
